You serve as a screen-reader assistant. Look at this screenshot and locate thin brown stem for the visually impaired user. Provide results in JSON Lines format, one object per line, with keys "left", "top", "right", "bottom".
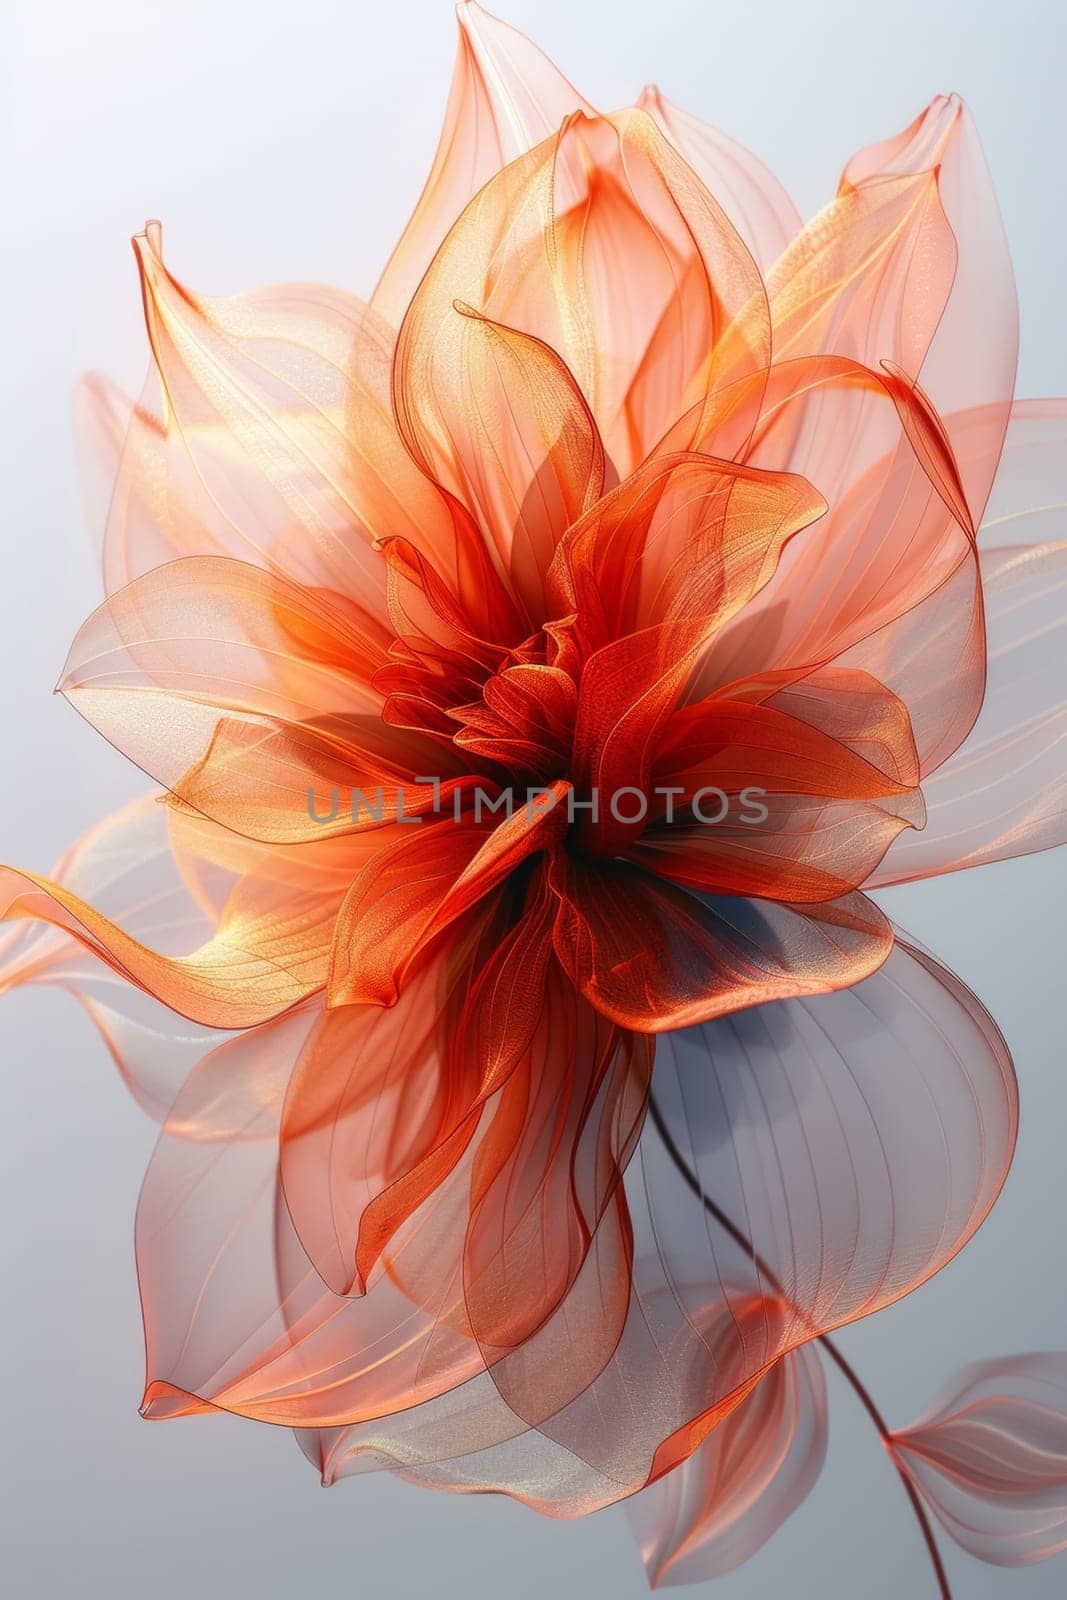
{"left": 646, "top": 1093, "right": 952, "bottom": 1600}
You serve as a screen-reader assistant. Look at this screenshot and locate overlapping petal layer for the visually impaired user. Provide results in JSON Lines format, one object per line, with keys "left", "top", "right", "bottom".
{"left": 0, "top": 797, "right": 225, "bottom": 1117}
{"left": 626, "top": 1341, "right": 827, "bottom": 1586}
{"left": 291, "top": 938, "right": 1015, "bottom": 1508}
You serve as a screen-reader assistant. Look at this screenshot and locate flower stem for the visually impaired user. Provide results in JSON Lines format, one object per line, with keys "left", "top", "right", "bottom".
{"left": 646, "top": 1093, "right": 952, "bottom": 1600}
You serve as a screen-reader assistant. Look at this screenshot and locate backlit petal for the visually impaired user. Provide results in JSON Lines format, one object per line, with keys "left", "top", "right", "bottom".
{"left": 626, "top": 1341, "right": 827, "bottom": 1585}
{"left": 58, "top": 555, "right": 470, "bottom": 843}
{"left": 0, "top": 795, "right": 223, "bottom": 1118}
{"left": 550, "top": 855, "right": 892, "bottom": 1031}
{"left": 371, "top": 1, "right": 593, "bottom": 330}
{"left": 637, "top": 85, "right": 802, "bottom": 272}
{"left": 395, "top": 108, "right": 769, "bottom": 485}
{"left": 893, "top": 1354, "right": 1067, "bottom": 1566}
{"left": 842, "top": 95, "right": 1017, "bottom": 524}
{"left": 870, "top": 541, "right": 1067, "bottom": 883}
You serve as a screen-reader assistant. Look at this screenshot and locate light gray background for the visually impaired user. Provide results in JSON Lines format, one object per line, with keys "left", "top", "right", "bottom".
{"left": 2, "top": 2, "right": 1065, "bottom": 1595}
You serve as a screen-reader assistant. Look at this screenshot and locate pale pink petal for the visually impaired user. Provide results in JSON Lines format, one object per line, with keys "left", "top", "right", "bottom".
{"left": 869, "top": 541, "right": 1067, "bottom": 884}
{"left": 842, "top": 95, "right": 1018, "bottom": 525}
{"left": 626, "top": 1343, "right": 827, "bottom": 1585}
{"left": 979, "top": 398, "right": 1067, "bottom": 546}
{"left": 394, "top": 108, "right": 770, "bottom": 488}
{"left": 893, "top": 1354, "right": 1067, "bottom": 1566}
{"left": 0, "top": 795, "right": 223, "bottom": 1118}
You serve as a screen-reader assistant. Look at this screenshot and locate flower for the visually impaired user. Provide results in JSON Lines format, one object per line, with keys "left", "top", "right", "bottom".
{"left": 2, "top": 3, "right": 1065, "bottom": 1590}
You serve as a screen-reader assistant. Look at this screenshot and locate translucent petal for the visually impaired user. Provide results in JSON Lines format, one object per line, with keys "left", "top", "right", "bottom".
{"left": 371, "top": 1, "right": 593, "bottom": 330}
{"left": 0, "top": 795, "right": 224, "bottom": 1117}
{"left": 626, "top": 1341, "right": 827, "bottom": 1585}
{"left": 294, "top": 939, "right": 1014, "bottom": 1509}
{"left": 394, "top": 108, "right": 770, "bottom": 485}
{"left": 637, "top": 85, "right": 802, "bottom": 271}
{"left": 549, "top": 856, "right": 892, "bottom": 1031}
{"left": 893, "top": 1354, "right": 1067, "bottom": 1566}
{"left": 870, "top": 541, "right": 1067, "bottom": 883}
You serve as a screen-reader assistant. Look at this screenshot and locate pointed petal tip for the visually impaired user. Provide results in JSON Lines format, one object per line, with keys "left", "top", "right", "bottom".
{"left": 53, "top": 651, "right": 79, "bottom": 698}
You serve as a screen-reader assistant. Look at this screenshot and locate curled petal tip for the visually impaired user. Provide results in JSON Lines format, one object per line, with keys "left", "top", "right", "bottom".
{"left": 139, "top": 1386, "right": 163, "bottom": 1420}
{"left": 131, "top": 225, "right": 168, "bottom": 317}
{"left": 132, "top": 218, "right": 164, "bottom": 264}
{"left": 140, "top": 1378, "right": 213, "bottom": 1419}
{"left": 139, "top": 1380, "right": 172, "bottom": 1419}
{"left": 561, "top": 107, "right": 593, "bottom": 132}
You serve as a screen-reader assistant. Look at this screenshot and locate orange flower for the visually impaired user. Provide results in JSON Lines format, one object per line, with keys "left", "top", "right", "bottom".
{"left": 2, "top": 4, "right": 1065, "bottom": 1590}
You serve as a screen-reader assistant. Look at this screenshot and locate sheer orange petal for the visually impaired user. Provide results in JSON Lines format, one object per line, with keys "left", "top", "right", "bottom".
{"left": 57, "top": 555, "right": 474, "bottom": 843}
{"left": 371, "top": 1, "right": 593, "bottom": 330}
{"left": 694, "top": 359, "right": 976, "bottom": 692}
{"left": 389, "top": 306, "right": 605, "bottom": 628}
{"left": 394, "top": 106, "right": 770, "bottom": 490}
{"left": 129, "top": 222, "right": 438, "bottom": 629}
{"left": 841, "top": 95, "right": 1017, "bottom": 525}
{"left": 0, "top": 796, "right": 224, "bottom": 1118}
{"left": 634, "top": 666, "right": 923, "bottom": 899}
{"left": 326, "top": 782, "right": 569, "bottom": 1007}
{"left": 545, "top": 452, "right": 826, "bottom": 853}
{"left": 138, "top": 938, "right": 651, "bottom": 1432}
{"left": 294, "top": 937, "right": 1014, "bottom": 1504}
{"left": 0, "top": 779, "right": 381, "bottom": 1030}
{"left": 550, "top": 855, "right": 892, "bottom": 1031}
{"left": 871, "top": 540, "right": 1067, "bottom": 884}
{"left": 281, "top": 877, "right": 554, "bottom": 1296}
{"left": 0, "top": 859, "right": 306, "bottom": 1030}
{"left": 637, "top": 84, "right": 802, "bottom": 273}
{"left": 137, "top": 1000, "right": 488, "bottom": 1425}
